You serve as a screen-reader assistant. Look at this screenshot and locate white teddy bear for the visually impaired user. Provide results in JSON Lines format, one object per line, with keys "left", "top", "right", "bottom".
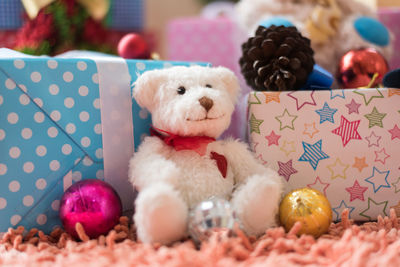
{"left": 235, "top": 0, "right": 393, "bottom": 76}
{"left": 129, "top": 65, "right": 283, "bottom": 244}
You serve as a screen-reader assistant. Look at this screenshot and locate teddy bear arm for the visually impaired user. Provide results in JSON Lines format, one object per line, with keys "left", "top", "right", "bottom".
{"left": 129, "top": 137, "right": 181, "bottom": 190}
{"left": 223, "top": 139, "right": 277, "bottom": 186}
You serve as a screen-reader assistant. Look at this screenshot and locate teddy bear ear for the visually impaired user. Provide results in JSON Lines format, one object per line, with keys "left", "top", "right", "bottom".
{"left": 213, "top": 67, "right": 241, "bottom": 103}
{"left": 132, "top": 70, "right": 164, "bottom": 111}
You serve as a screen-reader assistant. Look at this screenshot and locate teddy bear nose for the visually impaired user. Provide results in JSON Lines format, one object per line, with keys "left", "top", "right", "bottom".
{"left": 199, "top": 96, "right": 214, "bottom": 112}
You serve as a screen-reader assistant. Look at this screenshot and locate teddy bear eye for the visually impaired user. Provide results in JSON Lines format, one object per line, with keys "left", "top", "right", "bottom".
{"left": 205, "top": 84, "right": 212, "bottom": 88}
{"left": 177, "top": 86, "right": 186, "bottom": 95}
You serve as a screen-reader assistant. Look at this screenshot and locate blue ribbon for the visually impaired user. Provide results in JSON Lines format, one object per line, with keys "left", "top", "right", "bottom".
{"left": 300, "top": 64, "right": 333, "bottom": 90}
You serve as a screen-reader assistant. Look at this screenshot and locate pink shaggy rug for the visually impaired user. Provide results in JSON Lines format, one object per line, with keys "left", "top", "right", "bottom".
{"left": 1, "top": 209, "right": 400, "bottom": 267}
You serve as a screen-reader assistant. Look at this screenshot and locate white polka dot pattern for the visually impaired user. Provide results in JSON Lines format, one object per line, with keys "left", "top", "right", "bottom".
{"left": 51, "top": 200, "right": 60, "bottom": 211}
{"left": 9, "top": 147, "right": 21, "bottom": 159}
{"left": 35, "top": 179, "right": 47, "bottom": 190}
{"left": 19, "top": 94, "right": 30, "bottom": 105}
{"left": 9, "top": 181, "right": 20, "bottom": 192}
{"left": 10, "top": 215, "right": 21, "bottom": 226}
{"left": 36, "top": 214, "right": 47, "bottom": 225}
{"left": 5, "top": 78, "right": 16, "bottom": 89}
{"left": 49, "top": 84, "right": 59, "bottom": 95}
{"left": 14, "top": 59, "right": 25, "bottom": 69}
{"left": 47, "top": 60, "right": 58, "bottom": 69}
{"left": 0, "top": 198, "right": 7, "bottom": 209}
{"left": 30, "top": 72, "right": 41, "bottom": 83}
{"left": 63, "top": 72, "right": 74, "bottom": 82}
{"left": 23, "top": 195, "right": 34, "bottom": 207}
{"left": 0, "top": 58, "right": 104, "bottom": 231}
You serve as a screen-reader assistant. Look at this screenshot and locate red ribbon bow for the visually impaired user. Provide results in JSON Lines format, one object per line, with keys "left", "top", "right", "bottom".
{"left": 150, "top": 127, "right": 227, "bottom": 178}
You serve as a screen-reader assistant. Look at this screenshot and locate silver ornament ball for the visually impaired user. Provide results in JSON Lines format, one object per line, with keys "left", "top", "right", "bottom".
{"left": 188, "top": 197, "right": 237, "bottom": 243}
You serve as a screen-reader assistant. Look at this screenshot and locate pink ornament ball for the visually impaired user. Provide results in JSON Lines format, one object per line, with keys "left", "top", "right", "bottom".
{"left": 118, "top": 33, "right": 151, "bottom": 59}
{"left": 59, "top": 179, "right": 122, "bottom": 239}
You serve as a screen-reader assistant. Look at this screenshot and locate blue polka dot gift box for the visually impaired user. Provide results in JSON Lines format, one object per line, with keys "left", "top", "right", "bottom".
{"left": 0, "top": 48, "right": 208, "bottom": 233}
{"left": 248, "top": 88, "right": 400, "bottom": 221}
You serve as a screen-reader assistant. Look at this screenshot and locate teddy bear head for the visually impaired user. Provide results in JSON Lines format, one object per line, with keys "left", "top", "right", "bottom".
{"left": 133, "top": 66, "right": 240, "bottom": 138}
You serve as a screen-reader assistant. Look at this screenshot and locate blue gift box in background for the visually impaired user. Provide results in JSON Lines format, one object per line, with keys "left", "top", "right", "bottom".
{"left": 0, "top": 0, "right": 24, "bottom": 29}
{"left": 0, "top": 48, "right": 207, "bottom": 233}
{"left": 107, "top": 0, "right": 144, "bottom": 30}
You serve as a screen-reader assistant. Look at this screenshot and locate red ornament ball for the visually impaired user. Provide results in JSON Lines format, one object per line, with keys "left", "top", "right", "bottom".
{"left": 59, "top": 179, "right": 122, "bottom": 239}
{"left": 118, "top": 33, "right": 151, "bottom": 59}
{"left": 337, "top": 48, "right": 389, "bottom": 88}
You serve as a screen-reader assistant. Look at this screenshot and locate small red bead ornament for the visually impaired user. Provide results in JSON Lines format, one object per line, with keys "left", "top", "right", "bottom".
{"left": 118, "top": 33, "right": 151, "bottom": 59}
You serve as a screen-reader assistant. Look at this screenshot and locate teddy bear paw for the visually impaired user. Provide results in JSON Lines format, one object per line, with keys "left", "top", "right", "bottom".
{"left": 134, "top": 183, "right": 188, "bottom": 244}
{"left": 232, "top": 174, "right": 281, "bottom": 236}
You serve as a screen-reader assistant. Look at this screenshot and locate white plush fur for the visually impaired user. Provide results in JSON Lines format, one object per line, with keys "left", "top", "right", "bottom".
{"left": 235, "top": 0, "right": 393, "bottom": 76}
{"left": 130, "top": 66, "right": 283, "bottom": 244}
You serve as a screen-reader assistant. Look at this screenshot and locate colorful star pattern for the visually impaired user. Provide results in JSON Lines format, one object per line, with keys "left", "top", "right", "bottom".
{"left": 345, "top": 99, "right": 361, "bottom": 114}
{"left": 265, "top": 131, "right": 281, "bottom": 146}
{"left": 330, "top": 90, "right": 345, "bottom": 99}
{"left": 288, "top": 91, "right": 316, "bottom": 111}
{"left": 327, "top": 158, "right": 349, "bottom": 179}
{"left": 303, "top": 122, "right": 319, "bottom": 138}
{"left": 263, "top": 92, "right": 280, "bottom": 104}
{"left": 275, "top": 109, "right": 298, "bottom": 131}
{"left": 365, "top": 167, "right": 390, "bottom": 193}
{"left": 249, "top": 113, "right": 263, "bottom": 134}
{"left": 391, "top": 177, "right": 400, "bottom": 193}
{"left": 315, "top": 102, "right": 338, "bottom": 124}
{"left": 332, "top": 116, "right": 362, "bottom": 147}
{"left": 345, "top": 180, "right": 368, "bottom": 202}
{"left": 364, "top": 107, "right": 386, "bottom": 128}
{"left": 277, "top": 159, "right": 298, "bottom": 182}
{"left": 247, "top": 88, "right": 400, "bottom": 221}
{"left": 365, "top": 131, "right": 381, "bottom": 147}
{"left": 332, "top": 200, "right": 355, "bottom": 221}
{"left": 299, "top": 139, "right": 329, "bottom": 170}
{"left": 354, "top": 88, "right": 384, "bottom": 106}
{"left": 352, "top": 157, "right": 368, "bottom": 172}
{"left": 388, "top": 124, "right": 400, "bottom": 140}
{"left": 360, "top": 197, "right": 388, "bottom": 220}
{"left": 374, "top": 148, "right": 390, "bottom": 165}
{"left": 280, "top": 140, "right": 296, "bottom": 156}
{"left": 388, "top": 88, "right": 400, "bottom": 97}
{"left": 307, "top": 176, "right": 330, "bottom": 196}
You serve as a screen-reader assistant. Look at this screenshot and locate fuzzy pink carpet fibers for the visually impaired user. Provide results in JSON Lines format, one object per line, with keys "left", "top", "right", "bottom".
{"left": 1, "top": 209, "right": 400, "bottom": 267}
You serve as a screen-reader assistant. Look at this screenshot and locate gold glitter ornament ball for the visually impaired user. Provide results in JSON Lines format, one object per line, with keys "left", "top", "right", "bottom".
{"left": 279, "top": 188, "right": 332, "bottom": 238}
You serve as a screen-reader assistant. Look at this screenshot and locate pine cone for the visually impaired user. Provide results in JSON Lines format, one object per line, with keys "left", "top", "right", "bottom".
{"left": 240, "top": 25, "right": 315, "bottom": 91}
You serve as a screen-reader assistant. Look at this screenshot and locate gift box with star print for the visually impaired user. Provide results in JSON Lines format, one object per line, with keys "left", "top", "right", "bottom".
{"left": 248, "top": 88, "right": 400, "bottom": 221}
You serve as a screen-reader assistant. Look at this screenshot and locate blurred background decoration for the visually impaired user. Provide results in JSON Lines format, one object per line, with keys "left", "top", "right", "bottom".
{"left": 0, "top": 0, "right": 206, "bottom": 56}
{"left": 0, "top": 0, "right": 399, "bottom": 71}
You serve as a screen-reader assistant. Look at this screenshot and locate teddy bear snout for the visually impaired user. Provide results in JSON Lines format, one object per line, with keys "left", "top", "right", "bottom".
{"left": 199, "top": 96, "right": 214, "bottom": 112}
